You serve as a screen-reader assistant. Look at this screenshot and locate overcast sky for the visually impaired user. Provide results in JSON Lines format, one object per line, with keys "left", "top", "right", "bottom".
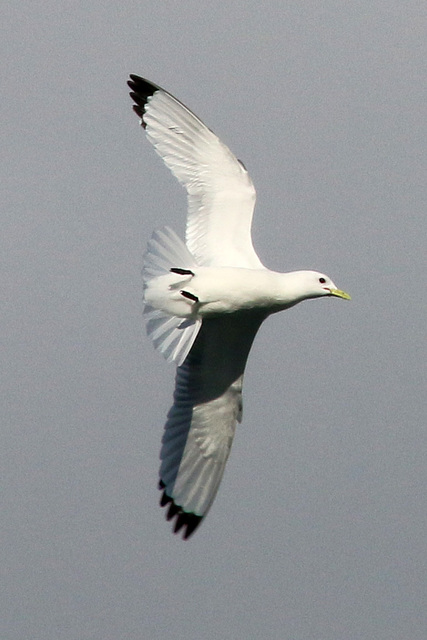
{"left": 2, "top": 1, "right": 426, "bottom": 639}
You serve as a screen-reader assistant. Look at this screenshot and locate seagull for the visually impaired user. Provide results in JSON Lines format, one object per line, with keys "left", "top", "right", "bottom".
{"left": 127, "top": 74, "right": 350, "bottom": 539}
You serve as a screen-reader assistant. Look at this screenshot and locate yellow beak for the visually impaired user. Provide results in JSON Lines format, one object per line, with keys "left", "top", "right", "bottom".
{"left": 328, "top": 288, "right": 351, "bottom": 300}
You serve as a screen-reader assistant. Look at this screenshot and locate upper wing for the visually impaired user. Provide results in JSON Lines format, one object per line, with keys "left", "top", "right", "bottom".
{"left": 159, "top": 311, "right": 265, "bottom": 539}
{"left": 128, "top": 75, "right": 264, "bottom": 269}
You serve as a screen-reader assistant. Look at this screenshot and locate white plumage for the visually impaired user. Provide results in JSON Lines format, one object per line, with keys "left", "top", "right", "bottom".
{"left": 128, "top": 75, "right": 350, "bottom": 538}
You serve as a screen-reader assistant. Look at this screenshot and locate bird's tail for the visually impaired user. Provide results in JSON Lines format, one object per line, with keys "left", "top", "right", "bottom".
{"left": 142, "top": 227, "right": 201, "bottom": 366}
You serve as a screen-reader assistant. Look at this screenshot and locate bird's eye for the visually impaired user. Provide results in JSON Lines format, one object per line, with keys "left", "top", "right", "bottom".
{"left": 319, "top": 277, "right": 326, "bottom": 284}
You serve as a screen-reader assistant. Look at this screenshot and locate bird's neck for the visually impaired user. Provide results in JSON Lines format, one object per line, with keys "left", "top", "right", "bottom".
{"left": 267, "top": 270, "right": 315, "bottom": 311}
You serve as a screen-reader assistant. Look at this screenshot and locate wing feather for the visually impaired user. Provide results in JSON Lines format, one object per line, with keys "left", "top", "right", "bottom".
{"left": 158, "top": 312, "right": 264, "bottom": 538}
{"left": 128, "top": 75, "right": 263, "bottom": 269}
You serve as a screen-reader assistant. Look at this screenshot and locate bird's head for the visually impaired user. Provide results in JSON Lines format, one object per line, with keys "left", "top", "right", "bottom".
{"left": 302, "top": 271, "right": 351, "bottom": 301}
{"left": 285, "top": 270, "right": 351, "bottom": 302}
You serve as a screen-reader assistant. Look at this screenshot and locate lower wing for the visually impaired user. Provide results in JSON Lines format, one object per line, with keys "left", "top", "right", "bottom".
{"left": 159, "top": 311, "right": 265, "bottom": 538}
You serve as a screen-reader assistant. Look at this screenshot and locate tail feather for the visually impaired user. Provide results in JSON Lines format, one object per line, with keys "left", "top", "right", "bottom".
{"left": 143, "top": 227, "right": 196, "bottom": 279}
{"left": 143, "top": 227, "right": 201, "bottom": 366}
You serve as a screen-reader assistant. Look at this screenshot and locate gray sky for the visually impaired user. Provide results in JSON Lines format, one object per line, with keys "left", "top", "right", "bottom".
{"left": 2, "top": 1, "right": 426, "bottom": 638}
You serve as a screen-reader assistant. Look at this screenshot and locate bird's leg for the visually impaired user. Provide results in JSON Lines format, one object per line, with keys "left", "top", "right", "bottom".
{"left": 180, "top": 290, "right": 199, "bottom": 303}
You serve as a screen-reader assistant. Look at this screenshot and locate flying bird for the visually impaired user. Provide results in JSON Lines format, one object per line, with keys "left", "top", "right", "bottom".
{"left": 127, "top": 75, "right": 350, "bottom": 539}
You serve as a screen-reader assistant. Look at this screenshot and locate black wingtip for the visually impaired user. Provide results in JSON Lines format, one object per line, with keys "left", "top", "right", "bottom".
{"left": 128, "top": 74, "right": 160, "bottom": 98}
{"left": 128, "top": 75, "right": 162, "bottom": 127}
{"left": 158, "top": 480, "right": 203, "bottom": 540}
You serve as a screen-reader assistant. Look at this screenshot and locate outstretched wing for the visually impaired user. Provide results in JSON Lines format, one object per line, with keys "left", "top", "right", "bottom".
{"left": 159, "top": 312, "right": 265, "bottom": 539}
{"left": 128, "top": 75, "right": 263, "bottom": 269}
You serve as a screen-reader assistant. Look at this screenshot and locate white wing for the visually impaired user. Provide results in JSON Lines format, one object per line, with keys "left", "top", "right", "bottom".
{"left": 128, "top": 75, "right": 264, "bottom": 269}
{"left": 159, "top": 312, "right": 264, "bottom": 538}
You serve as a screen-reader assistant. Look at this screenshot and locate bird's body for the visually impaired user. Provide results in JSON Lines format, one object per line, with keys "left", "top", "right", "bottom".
{"left": 128, "top": 74, "right": 350, "bottom": 539}
{"left": 145, "top": 263, "right": 330, "bottom": 318}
